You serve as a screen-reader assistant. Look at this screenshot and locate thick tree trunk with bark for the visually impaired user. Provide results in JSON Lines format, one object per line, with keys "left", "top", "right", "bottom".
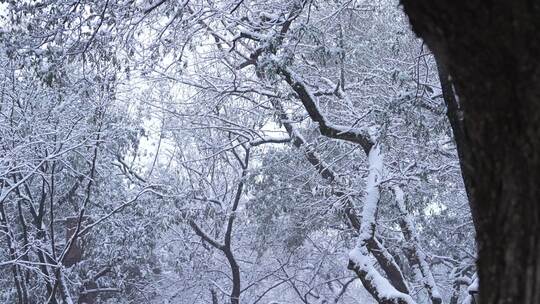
{"left": 400, "top": 2, "right": 540, "bottom": 303}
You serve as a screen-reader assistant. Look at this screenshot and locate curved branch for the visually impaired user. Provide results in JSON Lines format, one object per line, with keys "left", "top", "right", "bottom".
{"left": 279, "top": 67, "right": 374, "bottom": 154}
{"left": 189, "top": 220, "right": 224, "bottom": 250}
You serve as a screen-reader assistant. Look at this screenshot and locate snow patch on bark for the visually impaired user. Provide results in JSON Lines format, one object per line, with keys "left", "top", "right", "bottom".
{"left": 358, "top": 144, "right": 383, "bottom": 244}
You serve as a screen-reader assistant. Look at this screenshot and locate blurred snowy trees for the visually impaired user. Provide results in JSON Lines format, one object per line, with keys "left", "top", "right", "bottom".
{"left": 0, "top": 1, "right": 475, "bottom": 303}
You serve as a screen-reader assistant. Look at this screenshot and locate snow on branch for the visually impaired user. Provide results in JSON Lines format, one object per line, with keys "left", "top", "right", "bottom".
{"left": 249, "top": 135, "right": 291, "bottom": 146}
{"left": 346, "top": 145, "right": 418, "bottom": 303}
{"left": 279, "top": 67, "right": 374, "bottom": 154}
{"left": 270, "top": 98, "right": 410, "bottom": 294}
{"left": 358, "top": 144, "right": 383, "bottom": 244}
{"left": 348, "top": 247, "right": 416, "bottom": 304}
{"left": 393, "top": 185, "right": 442, "bottom": 304}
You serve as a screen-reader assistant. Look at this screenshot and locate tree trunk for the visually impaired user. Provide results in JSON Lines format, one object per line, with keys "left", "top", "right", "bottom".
{"left": 224, "top": 250, "right": 241, "bottom": 304}
{"left": 400, "top": 2, "right": 540, "bottom": 303}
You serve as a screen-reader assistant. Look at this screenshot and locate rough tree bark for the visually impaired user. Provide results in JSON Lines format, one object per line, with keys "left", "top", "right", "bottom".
{"left": 400, "top": 2, "right": 540, "bottom": 304}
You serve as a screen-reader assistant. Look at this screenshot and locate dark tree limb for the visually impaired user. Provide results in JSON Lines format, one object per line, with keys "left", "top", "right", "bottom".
{"left": 189, "top": 147, "right": 250, "bottom": 304}
{"left": 279, "top": 67, "right": 374, "bottom": 155}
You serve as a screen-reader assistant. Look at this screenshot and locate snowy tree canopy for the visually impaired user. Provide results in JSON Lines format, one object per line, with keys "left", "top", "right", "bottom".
{"left": 0, "top": 1, "right": 478, "bottom": 304}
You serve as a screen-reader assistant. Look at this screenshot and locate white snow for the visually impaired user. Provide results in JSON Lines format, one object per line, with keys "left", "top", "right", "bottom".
{"left": 349, "top": 247, "right": 416, "bottom": 304}
{"left": 358, "top": 144, "right": 383, "bottom": 244}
